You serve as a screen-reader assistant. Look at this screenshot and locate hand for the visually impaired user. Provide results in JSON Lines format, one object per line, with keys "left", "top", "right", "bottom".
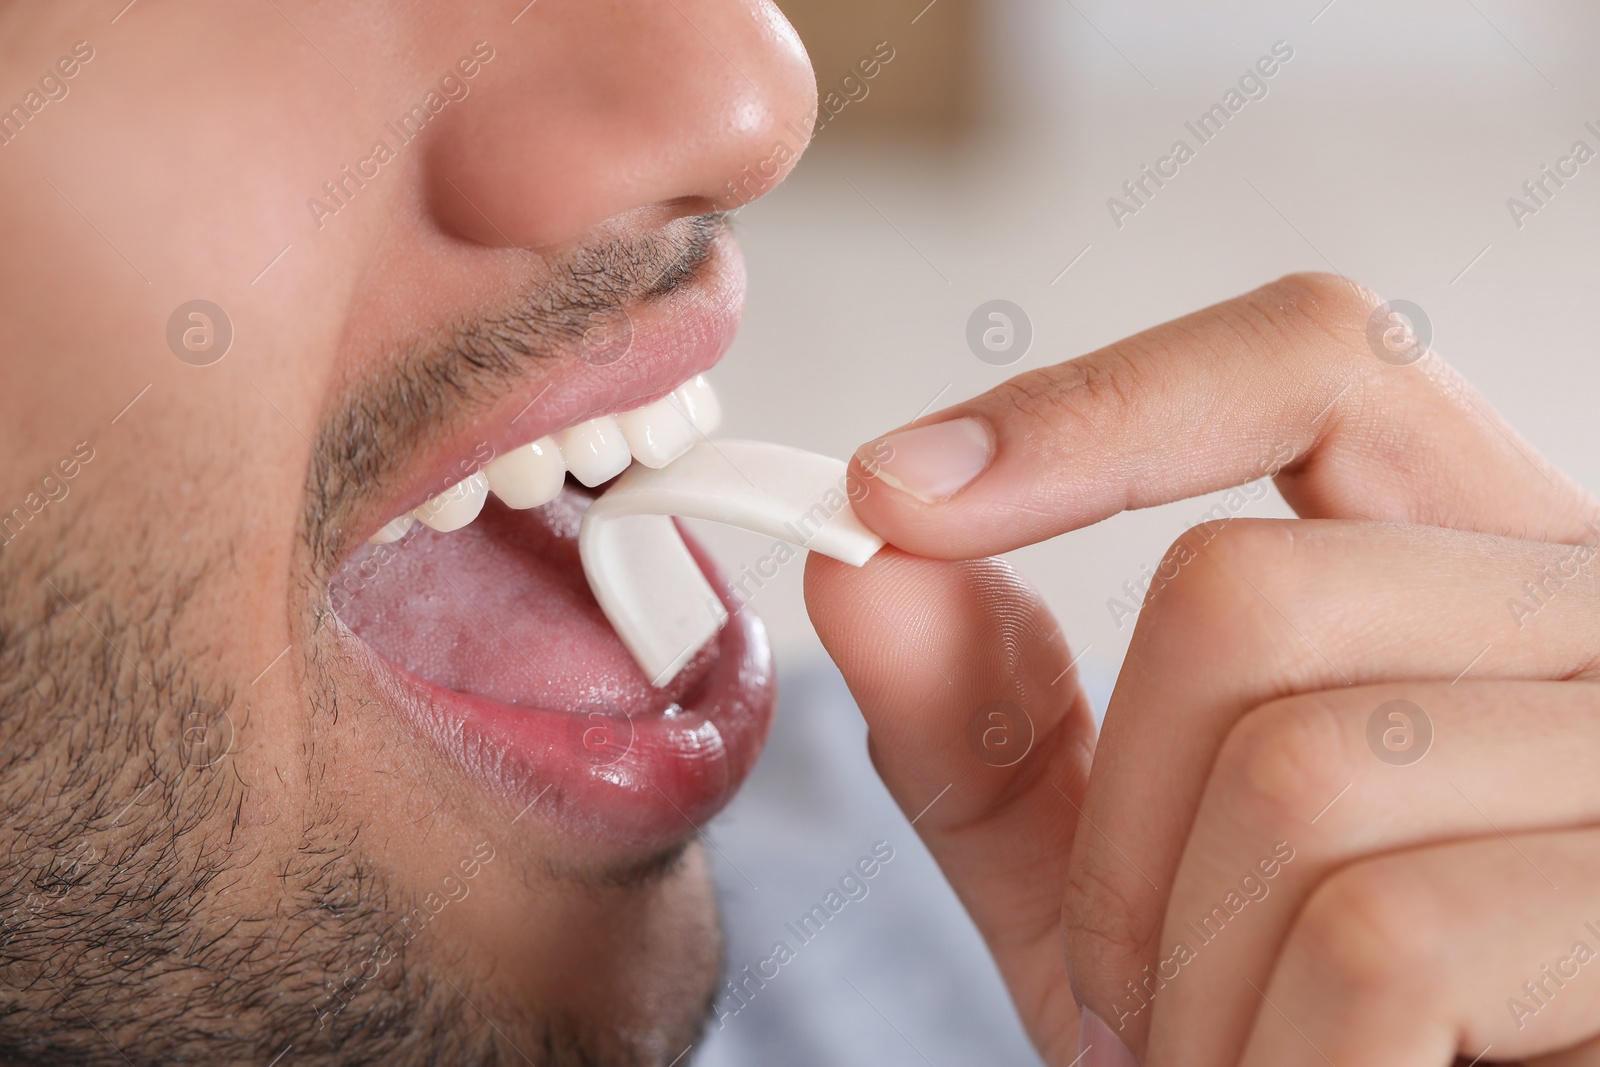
{"left": 804, "top": 273, "right": 1600, "bottom": 1066}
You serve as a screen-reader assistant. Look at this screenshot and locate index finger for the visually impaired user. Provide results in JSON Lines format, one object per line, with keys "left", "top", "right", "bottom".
{"left": 850, "top": 273, "right": 1597, "bottom": 556}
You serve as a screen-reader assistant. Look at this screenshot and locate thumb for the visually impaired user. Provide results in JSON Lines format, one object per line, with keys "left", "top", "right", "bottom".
{"left": 804, "top": 549, "right": 1096, "bottom": 1066}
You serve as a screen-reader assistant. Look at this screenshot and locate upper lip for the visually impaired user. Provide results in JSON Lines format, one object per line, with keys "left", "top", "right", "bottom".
{"left": 338, "top": 228, "right": 746, "bottom": 564}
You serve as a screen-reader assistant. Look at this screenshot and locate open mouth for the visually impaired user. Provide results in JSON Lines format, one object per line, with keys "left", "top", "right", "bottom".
{"left": 328, "top": 372, "right": 776, "bottom": 850}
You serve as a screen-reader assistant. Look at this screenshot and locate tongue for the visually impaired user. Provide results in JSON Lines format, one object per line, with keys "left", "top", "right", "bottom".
{"left": 332, "top": 487, "right": 716, "bottom": 715}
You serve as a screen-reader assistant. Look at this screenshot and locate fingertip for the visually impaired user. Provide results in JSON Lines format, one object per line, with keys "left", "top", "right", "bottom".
{"left": 803, "top": 547, "right": 1070, "bottom": 728}
{"left": 802, "top": 547, "right": 935, "bottom": 661}
{"left": 1079, "top": 1006, "right": 1142, "bottom": 1067}
{"left": 842, "top": 416, "right": 998, "bottom": 558}
{"left": 800, "top": 550, "right": 851, "bottom": 636}
{"left": 854, "top": 416, "right": 995, "bottom": 505}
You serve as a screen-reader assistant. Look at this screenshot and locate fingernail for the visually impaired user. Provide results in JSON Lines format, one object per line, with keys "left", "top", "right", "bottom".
{"left": 1079, "top": 1005, "right": 1140, "bottom": 1067}
{"left": 857, "top": 417, "right": 993, "bottom": 503}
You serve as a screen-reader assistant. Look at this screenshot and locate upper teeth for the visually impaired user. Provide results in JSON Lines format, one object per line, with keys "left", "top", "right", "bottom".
{"left": 370, "top": 375, "right": 722, "bottom": 543}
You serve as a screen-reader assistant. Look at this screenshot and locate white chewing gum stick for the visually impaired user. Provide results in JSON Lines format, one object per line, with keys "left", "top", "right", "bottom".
{"left": 578, "top": 440, "right": 885, "bottom": 687}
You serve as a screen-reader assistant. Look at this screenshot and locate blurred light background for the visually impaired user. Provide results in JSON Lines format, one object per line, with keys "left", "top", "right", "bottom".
{"left": 697, "top": 2, "right": 1600, "bottom": 1062}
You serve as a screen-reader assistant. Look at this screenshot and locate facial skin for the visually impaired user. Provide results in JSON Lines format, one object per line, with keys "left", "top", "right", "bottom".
{"left": 0, "top": 3, "right": 815, "bottom": 1064}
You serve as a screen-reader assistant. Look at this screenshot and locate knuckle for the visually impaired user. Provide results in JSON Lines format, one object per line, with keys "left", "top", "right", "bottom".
{"left": 1141, "top": 519, "right": 1299, "bottom": 643}
{"left": 1137, "top": 271, "right": 1382, "bottom": 384}
{"left": 1186, "top": 518, "right": 1298, "bottom": 586}
{"left": 1147, "top": 271, "right": 1392, "bottom": 408}
{"left": 1213, "top": 693, "right": 1353, "bottom": 822}
{"left": 1256, "top": 272, "right": 1384, "bottom": 356}
{"left": 1293, "top": 858, "right": 1444, "bottom": 997}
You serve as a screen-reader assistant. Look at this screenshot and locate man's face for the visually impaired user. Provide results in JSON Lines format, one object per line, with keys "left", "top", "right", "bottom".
{"left": 0, "top": 3, "right": 815, "bottom": 1062}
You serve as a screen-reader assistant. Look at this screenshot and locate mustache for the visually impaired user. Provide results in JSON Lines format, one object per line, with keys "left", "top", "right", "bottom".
{"left": 302, "top": 212, "right": 725, "bottom": 577}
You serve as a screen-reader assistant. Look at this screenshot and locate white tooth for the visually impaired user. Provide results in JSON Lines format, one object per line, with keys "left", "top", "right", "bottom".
{"left": 486, "top": 437, "right": 566, "bottom": 509}
{"left": 414, "top": 472, "right": 489, "bottom": 532}
{"left": 558, "top": 415, "right": 632, "bottom": 487}
{"left": 672, "top": 375, "right": 722, "bottom": 435}
{"left": 616, "top": 396, "right": 697, "bottom": 469}
{"left": 368, "top": 513, "right": 415, "bottom": 544}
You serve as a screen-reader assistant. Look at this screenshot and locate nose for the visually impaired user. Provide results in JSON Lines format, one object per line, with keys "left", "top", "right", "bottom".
{"left": 427, "top": 0, "right": 817, "bottom": 248}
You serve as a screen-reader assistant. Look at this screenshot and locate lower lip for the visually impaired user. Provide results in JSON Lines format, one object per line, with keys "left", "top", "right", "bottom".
{"left": 355, "top": 538, "right": 776, "bottom": 850}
